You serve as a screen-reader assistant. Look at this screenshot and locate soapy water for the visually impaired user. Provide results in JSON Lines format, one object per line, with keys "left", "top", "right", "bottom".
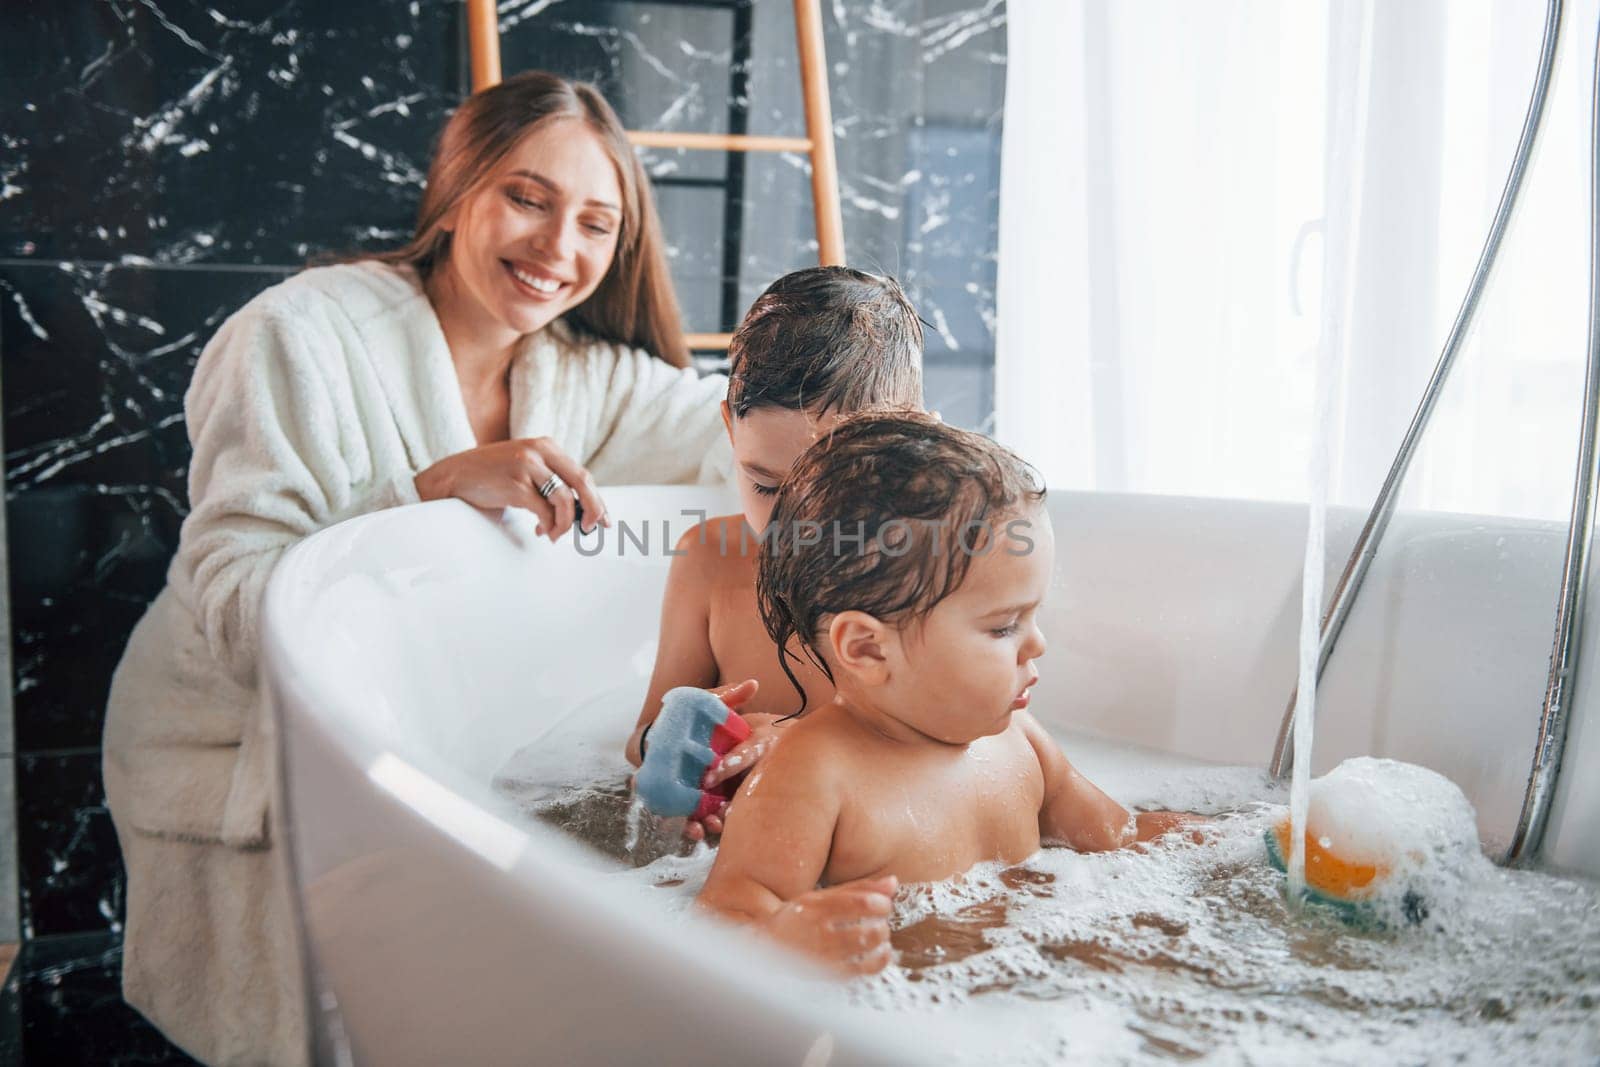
{"left": 857, "top": 816, "right": 1598, "bottom": 1064}
{"left": 493, "top": 687, "right": 705, "bottom": 868}
{"left": 493, "top": 702, "right": 1600, "bottom": 1064}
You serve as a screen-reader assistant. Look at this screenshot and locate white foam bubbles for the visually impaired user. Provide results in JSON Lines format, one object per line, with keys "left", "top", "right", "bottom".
{"left": 844, "top": 767, "right": 1598, "bottom": 1065}
{"left": 1307, "top": 757, "right": 1483, "bottom": 870}
{"left": 1279, "top": 757, "right": 1495, "bottom": 929}
{"left": 495, "top": 705, "right": 1599, "bottom": 1065}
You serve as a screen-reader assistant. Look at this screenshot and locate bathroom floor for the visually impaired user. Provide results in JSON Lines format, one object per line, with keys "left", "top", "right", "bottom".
{"left": 0, "top": 932, "right": 195, "bottom": 1064}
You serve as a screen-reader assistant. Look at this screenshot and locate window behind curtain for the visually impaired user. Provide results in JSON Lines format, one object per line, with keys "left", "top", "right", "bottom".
{"left": 997, "top": 0, "right": 1591, "bottom": 522}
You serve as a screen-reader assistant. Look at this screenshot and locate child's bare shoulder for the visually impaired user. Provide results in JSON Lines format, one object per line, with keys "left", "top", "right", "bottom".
{"left": 964, "top": 715, "right": 1051, "bottom": 789}
{"left": 1011, "top": 710, "right": 1053, "bottom": 756}
{"left": 1009, "top": 711, "right": 1067, "bottom": 789}
{"left": 673, "top": 514, "right": 762, "bottom": 572}
{"left": 737, "top": 709, "right": 852, "bottom": 800}
{"left": 667, "top": 515, "right": 745, "bottom": 588}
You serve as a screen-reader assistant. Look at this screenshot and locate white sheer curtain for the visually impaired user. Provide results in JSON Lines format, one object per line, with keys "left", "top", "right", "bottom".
{"left": 997, "top": 0, "right": 1592, "bottom": 521}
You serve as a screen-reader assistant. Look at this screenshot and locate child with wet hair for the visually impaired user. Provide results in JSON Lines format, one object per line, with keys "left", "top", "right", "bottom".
{"left": 625, "top": 267, "right": 924, "bottom": 840}
{"left": 697, "top": 411, "right": 1196, "bottom": 974}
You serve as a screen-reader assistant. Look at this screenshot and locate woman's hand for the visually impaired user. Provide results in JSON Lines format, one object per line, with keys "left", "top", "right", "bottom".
{"left": 761, "top": 875, "right": 898, "bottom": 976}
{"left": 414, "top": 437, "right": 609, "bottom": 540}
{"left": 683, "top": 678, "right": 761, "bottom": 842}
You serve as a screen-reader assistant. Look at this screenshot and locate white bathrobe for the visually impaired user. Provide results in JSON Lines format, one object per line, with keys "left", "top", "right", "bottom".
{"left": 101, "top": 260, "right": 731, "bottom": 1065}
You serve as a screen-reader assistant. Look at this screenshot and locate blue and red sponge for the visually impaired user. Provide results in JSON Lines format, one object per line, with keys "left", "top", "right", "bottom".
{"left": 635, "top": 686, "right": 752, "bottom": 821}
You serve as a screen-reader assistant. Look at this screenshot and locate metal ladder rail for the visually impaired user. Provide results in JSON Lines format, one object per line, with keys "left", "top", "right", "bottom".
{"left": 1268, "top": 0, "right": 1565, "bottom": 789}
{"left": 466, "top": 0, "right": 846, "bottom": 352}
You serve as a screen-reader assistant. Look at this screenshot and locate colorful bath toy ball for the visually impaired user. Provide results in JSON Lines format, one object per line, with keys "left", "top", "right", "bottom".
{"left": 634, "top": 686, "right": 752, "bottom": 821}
{"left": 1265, "top": 757, "right": 1483, "bottom": 927}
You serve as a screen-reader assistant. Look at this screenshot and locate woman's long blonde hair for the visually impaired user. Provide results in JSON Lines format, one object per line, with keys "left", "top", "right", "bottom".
{"left": 369, "top": 71, "right": 690, "bottom": 367}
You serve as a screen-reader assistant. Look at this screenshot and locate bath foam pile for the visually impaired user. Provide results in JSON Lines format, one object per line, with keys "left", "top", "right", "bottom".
{"left": 501, "top": 708, "right": 1599, "bottom": 1065}
{"left": 1265, "top": 757, "right": 1487, "bottom": 926}
{"left": 841, "top": 807, "right": 1598, "bottom": 1066}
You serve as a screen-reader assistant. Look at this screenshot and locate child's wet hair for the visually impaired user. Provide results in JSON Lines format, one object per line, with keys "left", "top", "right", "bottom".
{"left": 756, "top": 411, "right": 1046, "bottom": 714}
{"left": 727, "top": 266, "right": 924, "bottom": 418}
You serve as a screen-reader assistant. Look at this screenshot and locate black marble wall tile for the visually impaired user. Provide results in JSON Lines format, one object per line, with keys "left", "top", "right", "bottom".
{"left": 3, "top": 263, "right": 292, "bottom": 752}
{"left": 0, "top": 931, "right": 196, "bottom": 1065}
{"left": 911, "top": 279, "right": 997, "bottom": 362}
{"left": 923, "top": 362, "right": 995, "bottom": 435}
{"left": 1, "top": 0, "right": 1007, "bottom": 379}
{"left": 16, "top": 754, "right": 122, "bottom": 940}
{"left": 495, "top": 0, "right": 1007, "bottom": 388}
{"left": 0, "top": 0, "right": 462, "bottom": 265}
{"left": 501, "top": 1, "right": 753, "bottom": 134}
{"left": 2, "top": 0, "right": 1007, "bottom": 946}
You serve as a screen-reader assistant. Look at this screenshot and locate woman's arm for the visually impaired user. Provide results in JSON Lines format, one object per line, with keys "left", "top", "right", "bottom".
{"left": 414, "top": 436, "right": 608, "bottom": 540}
{"left": 584, "top": 344, "right": 731, "bottom": 486}
{"left": 176, "top": 301, "right": 408, "bottom": 687}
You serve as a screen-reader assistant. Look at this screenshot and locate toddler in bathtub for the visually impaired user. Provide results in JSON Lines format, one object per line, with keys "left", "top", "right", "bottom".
{"left": 625, "top": 266, "right": 925, "bottom": 838}
{"left": 696, "top": 412, "right": 1197, "bottom": 973}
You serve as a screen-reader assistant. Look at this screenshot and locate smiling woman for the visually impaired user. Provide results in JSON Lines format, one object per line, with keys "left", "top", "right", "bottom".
{"left": 100, "top": 71, "right": 730, "bottom": 1066}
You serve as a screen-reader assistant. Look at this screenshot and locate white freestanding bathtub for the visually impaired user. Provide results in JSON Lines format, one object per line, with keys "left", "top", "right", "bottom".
{"left": 260, "top": 485, "right": 1600, "bottom": 1065}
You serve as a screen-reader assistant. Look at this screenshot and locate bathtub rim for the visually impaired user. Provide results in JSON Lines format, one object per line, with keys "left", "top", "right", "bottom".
{"left": 261, "top": 493, "right": 923, "bottom": 1065}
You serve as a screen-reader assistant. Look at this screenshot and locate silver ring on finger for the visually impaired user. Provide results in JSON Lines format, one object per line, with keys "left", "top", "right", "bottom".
{"left": 537, "top": 474, "right": 565, "bottom": 500}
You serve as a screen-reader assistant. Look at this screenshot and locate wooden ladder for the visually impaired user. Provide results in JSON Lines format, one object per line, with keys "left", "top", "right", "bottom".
{"left": 464, "top": 0, "right": 845, "bottom": 351}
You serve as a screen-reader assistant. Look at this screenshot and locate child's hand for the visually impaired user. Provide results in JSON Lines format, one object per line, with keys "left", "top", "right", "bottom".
{"left": 685, "top": 712, "right": 788, "bottom": 840}
{"left": 712, "top": 677, "right": 760, "bottom": 712}
{"left": 703, "top": 714, "right": 787, "bottom": 787}
{"left": 761, "top": 875, "right": 898, "bottom": 976}
{"left": 682, "top": 679, "right": 760, "bottom": 842}
{"left": 1134, "top": 810, "right": 1207, "bottom": 845}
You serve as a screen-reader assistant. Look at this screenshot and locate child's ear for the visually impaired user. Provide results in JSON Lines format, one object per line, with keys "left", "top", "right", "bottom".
{"left": 827, "top": 611, "right": 891, "bottom": 686}
{"left": 720, "top": 400, "right": 734, "bottom": 443}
